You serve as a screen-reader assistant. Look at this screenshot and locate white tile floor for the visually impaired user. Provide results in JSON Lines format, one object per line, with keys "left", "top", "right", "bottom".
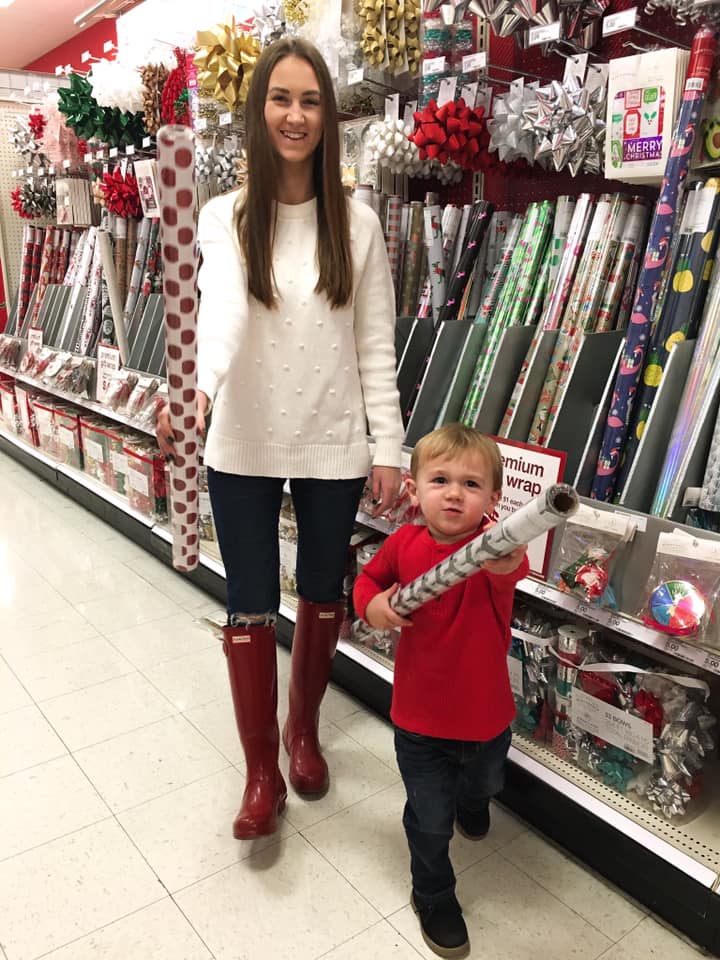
{"left": 0, "top": 448, "right": 708, "bottom": 960}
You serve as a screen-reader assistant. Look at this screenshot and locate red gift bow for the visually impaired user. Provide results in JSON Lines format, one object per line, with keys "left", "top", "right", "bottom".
{"left": 634, "top": 689, "right": 664, "bottom": 738}
{"left": 10, "top": 185, "right": 34, "bottom": 220}
{"left": 409, "top": 98, "right": 494, "bottom": 173}
{"left": 101, "top": 168, "right": 142, "bottom": 219}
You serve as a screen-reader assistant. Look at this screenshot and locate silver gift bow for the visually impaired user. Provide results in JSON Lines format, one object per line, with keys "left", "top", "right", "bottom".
{"left": 352, "top": 484, "right": 579, "bottom": 643}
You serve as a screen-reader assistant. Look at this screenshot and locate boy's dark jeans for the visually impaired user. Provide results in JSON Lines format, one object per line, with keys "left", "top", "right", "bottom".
{"left": 394, "top": 724, "right": 512, "bottom": 907}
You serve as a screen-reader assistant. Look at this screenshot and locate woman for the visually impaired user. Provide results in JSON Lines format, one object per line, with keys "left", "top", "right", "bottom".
{"left": 156, "top": 38, "right": 404, "bottom": 839}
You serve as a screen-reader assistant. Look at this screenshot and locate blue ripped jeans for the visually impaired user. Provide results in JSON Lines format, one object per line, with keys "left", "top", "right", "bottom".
{"left": 394, "top": 724, "right": 512, "bottom": 906}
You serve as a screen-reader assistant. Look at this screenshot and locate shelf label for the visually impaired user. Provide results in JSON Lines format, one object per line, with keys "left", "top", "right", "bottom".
{"left": 347, "top": 67, "right": 364, "bottom": 86}
{"left": 528, "top": 21, "right": 561, "bottom": 46}
{"left": 28, "top": 327, "right": 43, "bottom": 354}
{"left": 422, "top": 56, "right": 446, "bottom": 77}
{"left": 111, "top": 450, "right": 128, "bottom": 475}
{"left": 127, "top": 466, "right": 150, "bottom": 496}
{"left": 83, "top": 437, "right": 105, "bottom": 464}
{"left": 571, "top": 688, "right": 654, "bottom": 763}
{"left": 507, "top": 655, "right": 523, "bottom": 698}
{"left": 462, "top": 52, "right": 487, "bottom": 73}
{"left": 603, "top": 7, "right": 637, "bottom": 36}
{"left": 96, "top": 343, "right": 120, "bottom": 403}
{"left": 702, "top": 651, "right": 720, "bottom": 674}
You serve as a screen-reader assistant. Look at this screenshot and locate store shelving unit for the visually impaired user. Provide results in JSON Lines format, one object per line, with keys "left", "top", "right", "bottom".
{"left": 3, "top": 420, "right": 720, "bottom": 952}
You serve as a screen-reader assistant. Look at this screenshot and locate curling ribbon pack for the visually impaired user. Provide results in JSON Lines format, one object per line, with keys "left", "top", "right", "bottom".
{"left": 157, "top": 125, "right": 200, "bottom": 572}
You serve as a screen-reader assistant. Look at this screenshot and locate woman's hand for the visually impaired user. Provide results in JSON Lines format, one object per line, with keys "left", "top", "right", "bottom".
{"left": 365, "top": 583, "right": 413, "bottom": 631}
{"left": 155, "top": 391, "right": 210, "bottom": 460}
{"left": 370, "top": 465, "right": 401, "bottom": 516}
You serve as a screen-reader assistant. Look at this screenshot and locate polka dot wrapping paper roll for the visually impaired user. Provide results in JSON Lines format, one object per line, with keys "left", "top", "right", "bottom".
{"left": 157, "top": 124, "right": 200, "bottom": 572}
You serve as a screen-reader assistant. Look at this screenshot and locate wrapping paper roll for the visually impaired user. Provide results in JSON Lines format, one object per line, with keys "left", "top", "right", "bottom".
{"left": 157, "top": 124, "right": 200, "bottom": 572}
{"left": 528, "top": 195, "right": 629, "bottom": 446}
{"left": 64, "top": 230, "right": 86, "bottom": 286}
{"left": 653, "top": 242, "right": 720, "bottom": 516}
{"left": 441, "top": 204, "right": 463, "bottom": 272}
{"left": 592, "top": 28, "right": 717, "bottom": 502}
{"left": 502, "top": 200, "right": 553, "bottom": 329}
{"left": 399, "top": 201, "right": 425, "bottom": 316}
{"left": 76, "top": 240, "right": 103, "bottom": 355}
{"left": 617, "top": 179, "right": 720, "bottom": 498}
{"left": 423, "top": 203, "right": 445, "bottom": 321}
{"left": 437, "top": 202, "right": 494, "bottom": 324}
{"left": 123, "top": 217, "right": 152, "bottom": 329}
{"left": 385, "top": 195, "right": 403, "bottom": 298}
{"left": 351, "top": 484, "right": 579, "bottom": 643}
{"left": 475, "top": 214, "right": 524, "bottom": 325}
{"left": 17, "top": 225, "right": 34, "bottom": 328}
{"left": 29, "top": 228, "right": 55, "bottom": 327}
{"left": 97, "top": 229, "right": 129, "bottom": 363}
{"left": 30, "top": 226, "right": 44, "bottom": 289}
{"left": 499, "top": 195, "right": 594, "bottom": 436}
{"left": 125, "top": 216, "right": 138, "bottom": 299}
{"left": 114, "top": 216, "right": 128, "bottom": 308}
{"left": 595, "top": 198, "right": 649, "bottom": 333}
{"left": 547, "top": 196, "right": 576, "bottom": 294}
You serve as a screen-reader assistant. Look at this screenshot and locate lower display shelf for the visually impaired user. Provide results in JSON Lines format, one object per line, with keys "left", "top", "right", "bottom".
{"left": 3, "top": 429, "right": 720, "bottom": 954}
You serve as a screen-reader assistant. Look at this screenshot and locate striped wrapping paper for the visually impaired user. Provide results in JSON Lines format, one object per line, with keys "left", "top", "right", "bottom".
{"left": 616, "top": 179, "right": 720, "bottom": 499}
{"left": 498, "top": 195, "right": 595, "bottom": 437}
{"left": 157, "top": 124, "right": 200, "bottom": 572}
{"left": 28, "top": 227, "right": 55, "bottom": 327}
{"left": 17, "top": 224, "right": 35, "bottom": 328}
{"left": 527, "top": 195, "right": 630, "bottom": 446}
{"left": 385, "top": 195, "right": 403, "bottom": 298}
{"left": 592, "top": 28, "right": 718, "bottom": 502}
{"left": 595, "top": 198, "right": 649, "bottom": 332}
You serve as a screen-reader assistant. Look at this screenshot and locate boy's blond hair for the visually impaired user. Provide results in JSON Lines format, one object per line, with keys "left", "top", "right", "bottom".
{"left": 411, "top": 423, "right": 503, "bottom": 491}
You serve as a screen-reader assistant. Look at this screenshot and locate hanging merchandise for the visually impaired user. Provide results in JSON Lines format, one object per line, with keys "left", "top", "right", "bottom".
{"left": 595, "top": 197, "right": 650, "bottom": 332}
{"left": 437, "top": 201, "right": 494, "bottom": 323}
{"left": 160, "top": 49, "right": 192, "bottom": 127}
{"left": 88, "top": 60, "right": 145, "bottom": 115}
{"left": 399, "top": 201, "right": 425, "bottom": 316}
{"left": 616, "top": 178, "right": 720, "bottom": 498}
{"left": 101, "top": 168, "right": 142, "bottom": 219}
{"left": 357, "top": 0, "right": 386, "bottom": 67}
{"left": 156, "top": 125, "right": 200, "bottom": 572}
{"left": 141, "top": 63, "right": 170, "bottom": 136}
{"left": 606, "top": 46, "right": 691, "bottom": 185}
{"left": 409, "top": 97, "right": 491, "bottom": 171}
{"left": 57, "top": 72, "right": 147, "bottom": 148}
{"left": 592, "top": 28, "right": 717, "bottom": 503}
{"left": 9, "top": 114, "right": 46, "bottom": 164}
{"left": 194, "top": 19, "right": 261, "bottom": 113}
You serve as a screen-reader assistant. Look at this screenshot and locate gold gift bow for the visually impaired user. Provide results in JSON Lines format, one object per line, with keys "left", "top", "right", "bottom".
{"left": 194, "top": 20, "right": 261, "bottom": 110}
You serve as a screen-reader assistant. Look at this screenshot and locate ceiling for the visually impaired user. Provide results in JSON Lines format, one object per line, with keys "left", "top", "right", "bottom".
{"left": 0, "top": 0, "right": 134, "bottom": 71}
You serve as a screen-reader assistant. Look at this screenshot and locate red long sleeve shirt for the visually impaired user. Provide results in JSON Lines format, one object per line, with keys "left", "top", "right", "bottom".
{"left": 353, "top": 522, "right": 529, "bottom": 741}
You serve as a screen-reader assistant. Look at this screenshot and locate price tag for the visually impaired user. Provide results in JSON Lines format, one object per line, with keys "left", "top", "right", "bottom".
{"left": 703, "top": 651, "right": 720, "bottom": 674}
{"left": 125, "top": 144, "right": 135, "bottom": 156}
{"left": 422, "top": 56, "right": 446, "bottom": 77}
{"left": 534, "top": 583, "right": 549, "bottom": 599}
{"left": 563, "top": 53, "right": 588, "bottom": 85}
{"left": 576, "top": 602, "right": 590, "bottom": 618}
{"left": 103, "top": 40, "right": 115, "bottom": 53}
{"left": 603, "top": 6, "right": 638, "bottom": 36}
{"left": 95, "top": 150, "right": 104, "bottom": 161}
{"left": 55, "top": 65, "right": 63, "bottom": 76}
{"left": 142, "top": 136, "right": 151, "bottom": 148}
{"left": 196, "top": 117, "right": 208, "bottom": 132}
{"left": 37, "top": 167, "right": 45, "bottom": 176}
{"left": 607, "top": 613, "right": 623, "bottom": 631}
{"left": 403, "top": 100, "right": 417, "bottom": 125}
{"left": 81, "top": 50, "right": 91, "bottom": 63}
{"left": 28, "top": 327, "right": 43, "bottom": 354}
{"left": 528, "top": 21, "right": 561, "bottom": 45}
{"left": 63, "top": 159, "right": 71, "bottom": 169}
{"left": 462, "top": 52, "right": 487, "bottom": 73}
{"left": 461, "top": 82, "right": 478, "bottom": 108}
{"left": 384, "top": 93, "right": 400, "bottom": 122}
{"left": 109, "top": 147, "right": 118, "bottom": 158}
{"left": 347, "top": 67, "right": 364, "bottom": 86}
{"left": 437, "top": 77, "right": 458, "bottom": 107}
{"left": 120, "top": 157, "right": 128, "bottom": 178}
{"left": 96, "top": 344, "right": 121, "bottom": 403}
{"left": 84, "top": 152, "right": 93, "bottom": 163}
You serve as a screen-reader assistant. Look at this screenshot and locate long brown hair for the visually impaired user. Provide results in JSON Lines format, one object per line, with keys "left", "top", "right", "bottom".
{"left": 237, "top": 38, "right": 352, "bottom": 309}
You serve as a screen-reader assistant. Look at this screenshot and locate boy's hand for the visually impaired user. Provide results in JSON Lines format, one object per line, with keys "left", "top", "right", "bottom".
{"left": 483, "top": 544, "right": 528, "bottom": 576}
{"left": 364, "top": 584, "right": 413, "bottom": 631}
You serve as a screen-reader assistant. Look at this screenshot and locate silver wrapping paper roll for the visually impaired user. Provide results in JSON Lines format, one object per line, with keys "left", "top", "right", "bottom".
{"left": 157, "top": 124, "right": 200, "bottom": 572}
{"left": 352, "top": 484, "right": 579, "bottom": 642}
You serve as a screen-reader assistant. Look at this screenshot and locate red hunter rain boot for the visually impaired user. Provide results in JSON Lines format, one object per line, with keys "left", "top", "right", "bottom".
{"left": 282, "top": 598, "right": 345, "bottom": 795}
{"left": 222, "top": 623, "right": 287, "bottom": 837}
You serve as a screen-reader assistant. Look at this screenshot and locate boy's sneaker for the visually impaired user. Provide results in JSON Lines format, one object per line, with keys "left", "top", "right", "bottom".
{"left": 411, "top": 893, "right": 470, "bottom": 958}
{"left": 455, "top": 801, "right": 490, "bottom": 840}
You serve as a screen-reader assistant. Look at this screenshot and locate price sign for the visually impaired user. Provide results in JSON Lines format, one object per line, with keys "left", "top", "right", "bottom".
{"left": 422, "top": 56, "right": 446, "bottom": 77}
{"left": 28, "top": 327, "right": 43, "bottom": 354}
{"left": 607, "top": 613, "right": 623, "bottom": 631}
{"left": 109, "top": 147, "right": 118, "bottom": 158}
{"left": 96, "top": 344, "right": 121, "bottom": 403}
{"left": 347, "top": 67, "right": 364, "bottom": 86}
{"left": 84, "top": 152, "right": 93, "bottom": 163}
{"left": 703, "top": 652, "right": 720, "bottom": 674}
{"left": 534, "top": 583, "right": 549, "bottom": 600}
{"left": 528, "top": 21, "right": 561, "bottom": 45}
{"left": 462, "top": 52, "right": 487, "bottom": 73}
{"left": 664, "top": 636, "right": 682, "bottom": 657}
{"left": 437, "top": 77, "right": 458, "bottom": 107}
{"left": 602, "top": 6, "right": 637, "bottom": 36}
{"left": 142, "top": 136, "right": 151, "bottom": 148}
{"left": 125, "top": 144, "right": 135, "bottom": 156}
{"left": 219, "top": 112, "right": 232, "bottom": 126}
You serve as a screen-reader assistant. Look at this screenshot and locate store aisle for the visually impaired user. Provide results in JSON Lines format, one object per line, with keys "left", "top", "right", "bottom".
{"left": 0, "top": 449, "right": 705, "bottom": 960}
